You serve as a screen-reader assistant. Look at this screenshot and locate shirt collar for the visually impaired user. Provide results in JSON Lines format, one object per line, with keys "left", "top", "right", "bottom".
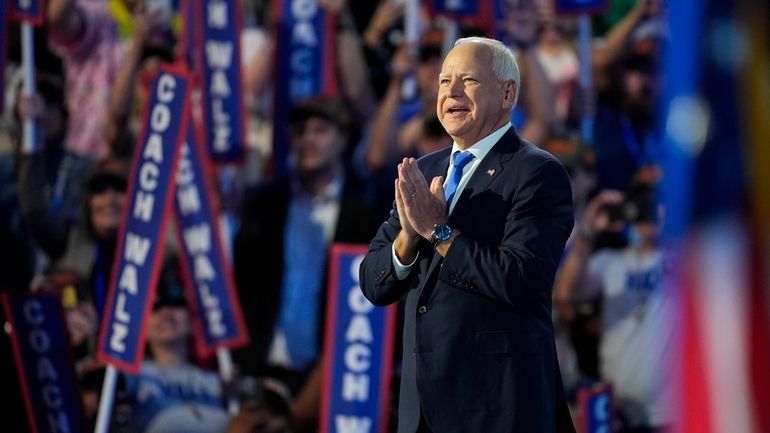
{"left": 450, "top": 122, "right": 511, "bottom": 163}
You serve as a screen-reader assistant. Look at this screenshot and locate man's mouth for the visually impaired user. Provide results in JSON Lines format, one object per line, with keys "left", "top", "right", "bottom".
{"left": 446, "top": 107, "right": 469, "bottom": 114}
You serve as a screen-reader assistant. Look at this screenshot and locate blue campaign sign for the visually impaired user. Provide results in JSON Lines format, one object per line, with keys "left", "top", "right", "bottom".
{"left": 174, "top": 120, "right": 249, "bottom": 354}
{"left": 272, "top": 0, "right": 337, "bottom": 177}
{"left": 198, "top": 0, "right": 245, "bottom": 162}
{"left": 578, "top": 383, "right": 613, "bottom": 433}
{"left": 432, "top": 0, "right": 479, "bottom": 17}
{"left": 10, "top": 0, "right": 44, "bottom": 25}
{"left": 555, "top": 0, "right": 609, "bottom": 15}
{"left": 1, "top": 292, "right": 87, "bottom": 433}
{"left": 97, "top": 65, "right": 192, "bottom": 373}
{"left": 320, "top": 244, "right": 397, "bottom": 433}
{"left": 430, "top": 0, "right": 500, "bottom": 37}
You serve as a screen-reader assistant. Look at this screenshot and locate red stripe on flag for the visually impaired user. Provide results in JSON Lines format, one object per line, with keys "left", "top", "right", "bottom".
{"left": 679, "top": 251, "right": 713, "bottom": 433}
{"left": 749, "top": 238, "right": 770, "bottom": 432}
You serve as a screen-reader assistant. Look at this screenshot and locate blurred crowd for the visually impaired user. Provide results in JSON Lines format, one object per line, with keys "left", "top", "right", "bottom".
{"left": 0, "top": 0, "right": 673, "bottom": 432}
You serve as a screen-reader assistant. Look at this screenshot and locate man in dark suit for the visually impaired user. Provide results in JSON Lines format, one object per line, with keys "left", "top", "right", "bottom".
{"left": 360, "top": 37, "right": 576, "bottom": 433}
{"left": 233, "top": 96, "right": 380, "bottom": 431}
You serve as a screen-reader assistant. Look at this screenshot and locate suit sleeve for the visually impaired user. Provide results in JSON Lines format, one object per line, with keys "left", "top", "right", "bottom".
{"left": 359, "top": 203, "right": 418, "bottom": 307}
{"left": 439, "top": 158, "right": 574, "bottom": 309}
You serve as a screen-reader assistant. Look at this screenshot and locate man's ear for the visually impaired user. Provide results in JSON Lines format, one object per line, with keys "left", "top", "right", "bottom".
{"left": 502, "top": 80, "right": 517, "bottom": 109}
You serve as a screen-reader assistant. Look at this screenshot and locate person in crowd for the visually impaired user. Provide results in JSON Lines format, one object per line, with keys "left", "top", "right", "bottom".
{"left": 361, "top": 28, "right": 446, "bottom": 175}
{"left": 359, "top": 37, "right": 575, "bottom": 433}
{"left": 360, "top": 0, "right": 406, "bottom": 99}
{"left": 17, "top": 147, "right": 126, "bottom": 314}
{"left": 499, "top": 0, "right": 558, "bottom": 146}
{"left": 80, "top": 270, "right": 231, "bottom": 433}
{"left": 225, "top": 377, "right": 293, "bottom": 433}
{"left": 0, "top": 74, "right": 83, "bottom": 290}
{"left": 233, "top": 0, "right": 378, "bottom": 212}
{"left": 532, "top": 0, "right": 580, "bottom": 134}
{"left": 591, "top": 0, "right": 664, "bottom": 190}
{"left": 101, "top": 0, "right": 177, "bottom": 160}
{"left": 553, "top": 184, "right": 673, "bottom": 432}
{"left": 46, "top": 0, "right": 130, "bottom": 160}
{"left": 232, "top": 95, "right": 380, "bottom": 432}
{"left": 14, "top": 82, "right": 127, "bottom": 329}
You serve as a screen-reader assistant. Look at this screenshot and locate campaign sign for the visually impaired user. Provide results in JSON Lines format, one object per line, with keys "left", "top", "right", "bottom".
{"left": 432, "top": 0, "right": 479, "bottom": 16}
{"left": 10, "top": 0, "right": 44, "bottom": 25}
{"left": 1, "top": 292, "right": 87, "bottom": 433}
{"left": 97, "top": 65, "right": 192, "bottom": 373}
{"left": 578, "top": 383, "right": 613, "bottom": 433}
{"left": 174, "top": 120, "right": 249, "bottom": 354}
{"left": 197, "top": 0, "right": 245, "bottom": 161}
{"left": 430, "top": 0, "right": 501, "bottom": 36}
{"left": 320, "top": 244, "right": 397, "bottom": 433}
{"left": 555, "top": 0, "right": 609, "bottom": 15}
{"left": 272, "top": 0, "right": 337, "bottom": 177}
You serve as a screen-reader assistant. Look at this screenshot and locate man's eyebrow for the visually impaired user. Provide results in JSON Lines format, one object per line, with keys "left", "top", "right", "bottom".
{"left": 439, "top": 71, "right": 475, "bottom": 78}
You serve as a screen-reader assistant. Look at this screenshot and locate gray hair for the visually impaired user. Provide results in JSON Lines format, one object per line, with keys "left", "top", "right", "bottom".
{"left": 454, "top": 37, "right": 521, "bottom": 106}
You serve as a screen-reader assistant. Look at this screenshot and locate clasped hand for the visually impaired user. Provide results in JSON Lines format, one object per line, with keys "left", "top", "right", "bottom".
{"left": 395, "top": 157, "right": 446, "bottom": 240}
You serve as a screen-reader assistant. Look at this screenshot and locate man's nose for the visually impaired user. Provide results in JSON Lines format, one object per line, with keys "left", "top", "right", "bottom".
{"left": 447, "top": 77, "right": 464, "bottom": 97}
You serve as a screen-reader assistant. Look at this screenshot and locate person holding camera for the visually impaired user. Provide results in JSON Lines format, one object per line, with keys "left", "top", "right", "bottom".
{"left": 553, "top": 184, "right": 674, "bottom": 433}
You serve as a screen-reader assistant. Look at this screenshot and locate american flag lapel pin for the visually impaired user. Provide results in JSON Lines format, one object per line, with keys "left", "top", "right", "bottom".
{"left": 486, "top": 168, "right": 495, "bottom": 176}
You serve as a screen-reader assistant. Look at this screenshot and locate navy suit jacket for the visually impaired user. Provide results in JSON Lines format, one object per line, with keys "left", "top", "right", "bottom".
{"left": 360, "top": 129, "right": 576, "bottom": 433}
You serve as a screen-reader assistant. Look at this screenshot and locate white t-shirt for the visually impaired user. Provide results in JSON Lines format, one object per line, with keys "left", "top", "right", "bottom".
{"left": 584, "top": 247, "right": 674, "bottom": 428}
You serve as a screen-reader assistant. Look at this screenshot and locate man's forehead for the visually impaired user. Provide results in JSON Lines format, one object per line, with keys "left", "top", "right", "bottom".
{"left": 440, "top": 45, "right": 490, "bottom": 73}
{"left": 446, "top": 43, "right": 491, "bottom": 62}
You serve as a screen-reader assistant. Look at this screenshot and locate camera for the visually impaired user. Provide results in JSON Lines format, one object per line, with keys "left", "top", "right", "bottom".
{"left": 236, "top": 376, "right": 292, "bottom": 415}
{"left": 601, "top": 186, "right": 658, "bottom": 225}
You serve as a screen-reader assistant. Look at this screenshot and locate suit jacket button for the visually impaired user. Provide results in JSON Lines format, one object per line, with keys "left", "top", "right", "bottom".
{"left": 418, "top": 306, "right": 428, "bottom": 314}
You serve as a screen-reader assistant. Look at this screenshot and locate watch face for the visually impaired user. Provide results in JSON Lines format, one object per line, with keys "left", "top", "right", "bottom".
{"left": 435, "top": 224, "right": 452, "bottom": 241}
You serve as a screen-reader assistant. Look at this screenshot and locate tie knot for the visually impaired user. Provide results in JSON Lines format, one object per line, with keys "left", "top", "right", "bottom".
{"left": 453, "top": 151, "right": 474, "bottom": 170}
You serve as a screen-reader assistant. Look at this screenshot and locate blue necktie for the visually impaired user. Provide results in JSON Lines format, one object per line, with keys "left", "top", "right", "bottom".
{"left": 444, "top": 151, "right": 475, "bottom": 209}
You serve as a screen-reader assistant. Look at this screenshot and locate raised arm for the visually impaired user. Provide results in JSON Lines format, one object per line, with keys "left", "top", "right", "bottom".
{"left": 553, "top": 190, "right": 623, "bottom": 320}
{"left": 517, "top": 48, "right": 556, "bottom": 146}
{"left": 335, "top": 10, "right": 378, "bottom": 122}
{"left": 15, "top": 94, "right": 71, "bottom": 259}
{"left": 363, "top": 44, "right": 416, "bottom": 172}
{"left": 592, "top": 0, "right": 659, "bottom": 75}
{"left": 102, "top": 5, "right": 157, "bottom": 153}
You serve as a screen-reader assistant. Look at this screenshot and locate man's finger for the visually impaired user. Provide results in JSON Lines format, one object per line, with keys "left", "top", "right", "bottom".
{"left": 398, "top": 178, "right": 418, "bottom": 204}
{"left": 400, "top": 158, "right": 428, "bottom": 191}
{"left": 430, "top": 176, "right": 444, "bottom": 200}
{"left": 395, "top": 179, "right": 405, "bottom": 205}
{"left": 398, "top": 160, "right": 421, "bottom": 197}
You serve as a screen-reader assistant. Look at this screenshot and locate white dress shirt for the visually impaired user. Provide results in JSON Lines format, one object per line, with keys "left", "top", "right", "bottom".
{"left": 391, "top": 123, "right": 512, "bottom": 279}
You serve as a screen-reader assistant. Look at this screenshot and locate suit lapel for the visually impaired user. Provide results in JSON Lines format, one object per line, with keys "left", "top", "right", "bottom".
{"left": 449, "top": 128, "right": 519, "bottom": 225}
{"left": 417, "top": 130, "right": 521, "bottom": 298}
{"left": 422, "top": 150, "right": 451, "bottom": 182}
